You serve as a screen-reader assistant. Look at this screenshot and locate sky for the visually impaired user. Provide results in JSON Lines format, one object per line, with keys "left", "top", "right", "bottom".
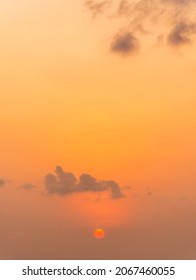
{"left": 0, "top": 0, "right": 196, "bottom": 259}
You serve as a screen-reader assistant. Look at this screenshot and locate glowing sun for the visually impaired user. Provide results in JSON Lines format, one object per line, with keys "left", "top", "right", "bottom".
{"left": 93, "top": 229, "right": 105, "bottom": 239}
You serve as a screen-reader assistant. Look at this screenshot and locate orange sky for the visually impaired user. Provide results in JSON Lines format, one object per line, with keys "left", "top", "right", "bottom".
{"left": 0, "top": 0, "right": 196, "bottom": 259}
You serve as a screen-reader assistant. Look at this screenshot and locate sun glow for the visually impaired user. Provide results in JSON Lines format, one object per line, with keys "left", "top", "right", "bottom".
{"left": 93, "top": 229, "right": 105, "bottom": 239}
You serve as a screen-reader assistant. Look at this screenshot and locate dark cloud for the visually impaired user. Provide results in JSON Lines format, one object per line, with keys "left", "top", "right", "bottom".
{"left": 167, "top": 21, "right": 196, "bottom": 46}
{"left": 84, "top": 0, "right": 111, "bottom": 17}
{"left": 22, "top": 183, "right": 35, "bottom": 190}
{"left": 110, "top": 31, "right": 140, "bottom": 55}
{"left": 0, "top": 179, "right": 5, "bottom": 188}
{"left": 44, "top": 166, "right": 125, "bottom": 199}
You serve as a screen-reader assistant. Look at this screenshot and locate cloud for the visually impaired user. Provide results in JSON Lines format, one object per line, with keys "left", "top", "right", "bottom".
{"left": 116, "top": 0, "right": 195, "bottom": 22}
{"left": 167, "top": 21, "right": 196, "bottom": 46}
{"left": 107, "top": 180, "right": 125, "bottom": 199}
{"left": 44, "top": 166, "right": 125, "bottom": 199}
{"left": 0, "top": 179, "right": 5, "bottom": 188}
{"left": 84, "top": 0, "right": 196, "bottom": 52}
{"left": 110, "top": 31, "right": 140, "bottom": 55}
{"left": 22, "top": 183, "right": 35, "bottom": 190}
{"left": 117, "top": 0, "right": 131, "bottom": 16}
{"left": 84, "top": 0, "right": 111, "bottom": 18}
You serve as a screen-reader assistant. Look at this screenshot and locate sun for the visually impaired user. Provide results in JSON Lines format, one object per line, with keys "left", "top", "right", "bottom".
{"left": 93, "top": 228, "right": 105, "bottom": 239}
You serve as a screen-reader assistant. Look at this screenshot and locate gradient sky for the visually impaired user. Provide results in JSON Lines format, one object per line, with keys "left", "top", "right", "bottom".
{"left": 0, "top": 0, "right": 196, "bottom": 259}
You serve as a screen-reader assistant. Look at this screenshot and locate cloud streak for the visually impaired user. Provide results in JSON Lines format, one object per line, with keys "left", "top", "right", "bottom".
{"left": 44, "top": 166, "right": 125, "bottom": 199}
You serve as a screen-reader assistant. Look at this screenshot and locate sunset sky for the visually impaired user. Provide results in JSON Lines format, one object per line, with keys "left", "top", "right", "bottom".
{"left": 0, "top": 0, "right": 196, "bottom": 259}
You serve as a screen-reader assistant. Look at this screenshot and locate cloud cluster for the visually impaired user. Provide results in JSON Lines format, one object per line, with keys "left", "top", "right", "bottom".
{"left": 44, "top": 166, "right": 125, "bottom": 199}
{"left": 84, "top": 0, "right": 196, "bottom": 54}
{"left": 0, "top": 179, "right": 5, "bottom": 188}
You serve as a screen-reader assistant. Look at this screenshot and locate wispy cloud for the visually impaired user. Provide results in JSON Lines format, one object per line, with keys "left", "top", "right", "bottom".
{"left": 84, "top": 0, "right": 111, "bottom": 18}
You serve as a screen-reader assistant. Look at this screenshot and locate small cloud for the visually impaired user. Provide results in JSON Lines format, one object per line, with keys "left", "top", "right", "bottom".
{"left": 22, "top": 183, "right": 35, "bottom": 190}
{"left": 44, "top": 166, "right": 125, "bottom": 199}
{"left": 0, "top": 179, "right": 5, "bottom": 188}
{"left": 84, "top": 0, "right": 110, "bottom": 18}
{"left": 167, "top": 21, "right": 196, "bottom": 47}
{"left": 110, "top": 31, "right": 140, "bottom": 55}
